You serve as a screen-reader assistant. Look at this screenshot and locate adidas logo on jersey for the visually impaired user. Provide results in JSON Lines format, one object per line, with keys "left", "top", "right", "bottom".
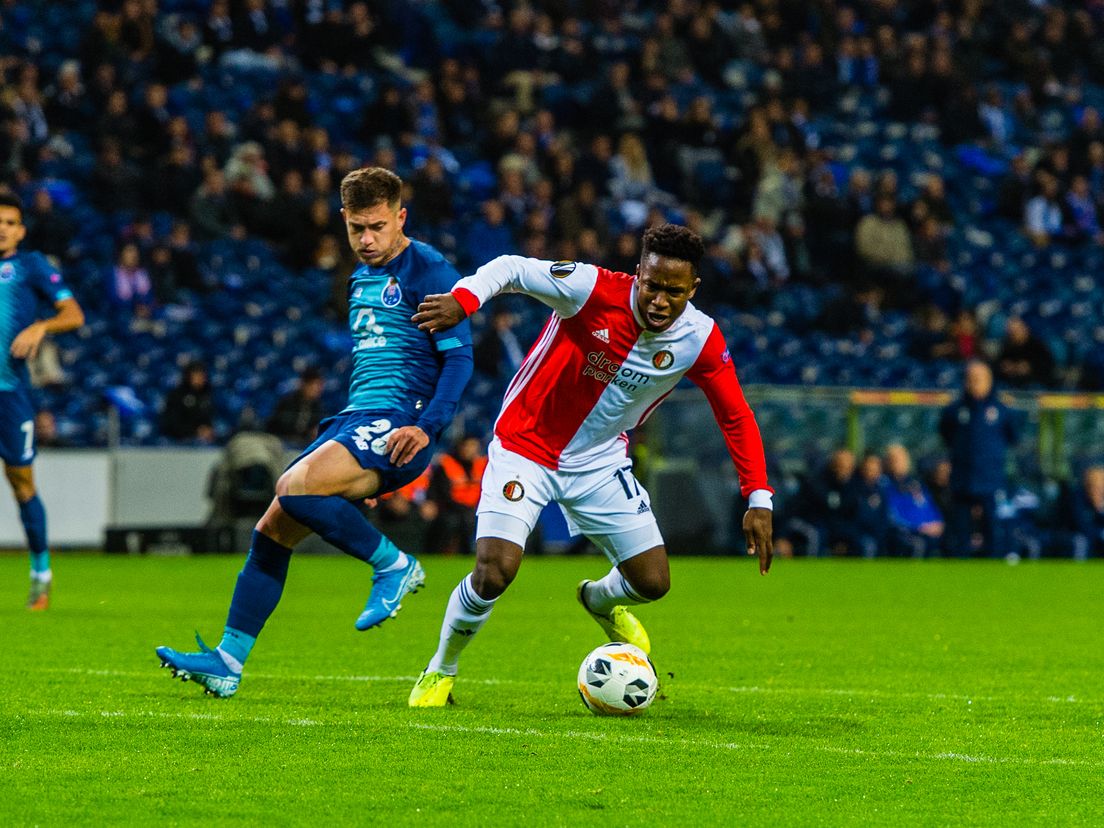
{"left": 592, "top": 328, "right": 610, "bottom": 343}
{"left": 636, "top": 501, "right": 651, "bottom": 514}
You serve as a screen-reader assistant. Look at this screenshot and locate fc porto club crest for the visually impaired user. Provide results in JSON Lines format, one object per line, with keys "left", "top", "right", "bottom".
{"left": 550, "top": 260, "right": 576, "bottom": 278}
{"left": 0, "top": 262, "right": 14, "bottom": 282}
{"left": 503, "top": 480, "right": 525, "bottom": 501}
{"left": 381, "top": 277, "right": 402, "bottom": 307}
{"left": 652, "top": 349, "right": 674, "bottom": 370}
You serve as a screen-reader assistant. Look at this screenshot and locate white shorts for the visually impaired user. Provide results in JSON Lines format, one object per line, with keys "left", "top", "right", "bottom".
{"left": 476, "top": 439, "right": 664, "bottom": 565}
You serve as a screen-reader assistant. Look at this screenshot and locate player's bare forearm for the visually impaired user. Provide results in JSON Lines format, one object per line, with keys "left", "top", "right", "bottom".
{"left": 386, "top": 425, "right": 429, "bottom": 467}
{"left": 413, "top": 293, "right": 466, "bottom": 333}
{"left": 743, "top": 507, "right": 774, "bottom": 575}
{"left": 10, "top": 299, "right": 85, "bottom": 359}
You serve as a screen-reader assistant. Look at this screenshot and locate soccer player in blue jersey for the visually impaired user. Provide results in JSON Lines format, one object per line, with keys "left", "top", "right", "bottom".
{"left": 0, "top": 192, "right": 85, "bottom": 610}
{"left": 156, "top": 168, "right": 474, "bottom": 697}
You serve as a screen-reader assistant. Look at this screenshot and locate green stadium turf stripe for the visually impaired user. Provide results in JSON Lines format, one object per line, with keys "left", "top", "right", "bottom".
{"left": 407, "top": 723, "right": 1104, "bottom": 769}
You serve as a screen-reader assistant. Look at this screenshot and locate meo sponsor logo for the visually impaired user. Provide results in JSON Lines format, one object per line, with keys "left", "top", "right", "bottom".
{"left": 583, "top": 350, "right": 651, "bottom": 391}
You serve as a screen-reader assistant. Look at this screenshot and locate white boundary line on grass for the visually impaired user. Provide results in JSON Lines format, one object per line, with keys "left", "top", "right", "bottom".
{"left": 727, "top": 686, "right": 1085, "bottom": 704}
{"left": 407, "top": 723, "right": 1103, "bottom": 769}
{"left": 38, "top": 709, "right": 324, "bottom": 727}
{"left": 22, "top": 709, "right": 1101, "bottom": 769}
{"left": 51, "top": 668, "right": 1092, "bottom": 705}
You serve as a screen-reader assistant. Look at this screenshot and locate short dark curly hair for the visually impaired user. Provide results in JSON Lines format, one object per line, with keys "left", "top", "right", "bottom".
{"left": 340, "top": 167, "right": 402, "bottom": 212}
{"left": 641, "top": 223, "right": 705, "bottom": 271}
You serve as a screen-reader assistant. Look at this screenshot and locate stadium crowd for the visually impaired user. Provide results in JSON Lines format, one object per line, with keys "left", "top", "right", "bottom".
{"left": 2, "top": 0, "right": 1104, "bottom": 555}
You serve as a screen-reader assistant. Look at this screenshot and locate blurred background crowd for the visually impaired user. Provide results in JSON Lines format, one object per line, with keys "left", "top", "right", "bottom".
{"left": 3, "top": 0, "right": 1104, "bottom": 556}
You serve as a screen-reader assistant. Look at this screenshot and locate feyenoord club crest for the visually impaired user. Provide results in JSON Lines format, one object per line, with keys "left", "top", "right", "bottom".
{"left": 652, "top": 350, "right": 674, "bottom": 370}
{"left": 550, "top": 260, "right": 576, "bottom": 278}
{"left": 503, "top": 480, "right": 525, "bottom": 501}
{"left": 381, "top": 277, "right": 402, "bottom": 307}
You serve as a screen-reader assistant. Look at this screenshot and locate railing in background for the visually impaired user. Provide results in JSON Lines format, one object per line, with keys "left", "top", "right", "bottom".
{"left": 646, "top": 386, "right": 1104, "bottom": 554}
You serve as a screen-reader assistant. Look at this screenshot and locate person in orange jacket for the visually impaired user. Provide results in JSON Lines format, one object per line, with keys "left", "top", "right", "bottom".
{"left": 426, "top": 434, "right": 486, "bottom": 555}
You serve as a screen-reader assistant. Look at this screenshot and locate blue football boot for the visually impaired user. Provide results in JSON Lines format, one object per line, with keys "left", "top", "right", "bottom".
{"left": 156, "top": 633, "right": 241, "bottom": 698}
{"left": 355, "top": 556, "right": 426, "bottom": 630}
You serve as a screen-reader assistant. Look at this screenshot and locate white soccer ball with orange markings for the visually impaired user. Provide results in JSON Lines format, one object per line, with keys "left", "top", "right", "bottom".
{"left": 577, "top": 642, "right": 658, "bottom": 715}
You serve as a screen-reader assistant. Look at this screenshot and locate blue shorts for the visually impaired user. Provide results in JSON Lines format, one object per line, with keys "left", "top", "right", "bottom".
{"left": 289, "top": 409, "right": 436, "bottom": 496}
{"left": 0, "top": 389, "right": 36, "bottom": 466}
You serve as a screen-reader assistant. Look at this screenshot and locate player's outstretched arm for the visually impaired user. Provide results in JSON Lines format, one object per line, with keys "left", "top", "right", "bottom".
{"left": 413, "top": 292, "right": 466, "bottom": 334}
{"left": 743, "top": 508, "right": 774, "bottom": 575}
{"left": 10, "top": 297, "right": 85, "bottom": 360}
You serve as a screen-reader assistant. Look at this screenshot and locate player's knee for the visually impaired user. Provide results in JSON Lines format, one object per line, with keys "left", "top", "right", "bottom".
{"left": 471, "top": 558, "right": 516, "bottom": 600}
{"left": 628, "top": 571, "right": 670, "bottom": 601}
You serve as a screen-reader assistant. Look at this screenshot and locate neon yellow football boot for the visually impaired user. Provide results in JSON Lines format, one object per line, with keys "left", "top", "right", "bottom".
{"left": 576, "top": 580, "right": 651, "bottom": 655}
{"left": 408, "top": 670, "right": 455, "bottom": 707}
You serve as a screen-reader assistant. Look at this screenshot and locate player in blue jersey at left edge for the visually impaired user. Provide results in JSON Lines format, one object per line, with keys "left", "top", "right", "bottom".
{"left": 0, "top": 192, "right": 85, "bottom": 611}
{"left": 156, "top": 168, "right": 474, "bottom": 698}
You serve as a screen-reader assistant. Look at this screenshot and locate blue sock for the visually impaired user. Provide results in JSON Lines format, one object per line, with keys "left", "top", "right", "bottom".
{"left": 19, "top": 496, "right": 49, "bottom": 574}
{"left": 278, "top": 494, "right": 403, "bottom": 569}
{"left": 220, "top": 531, "right": 292, "bottom": 666}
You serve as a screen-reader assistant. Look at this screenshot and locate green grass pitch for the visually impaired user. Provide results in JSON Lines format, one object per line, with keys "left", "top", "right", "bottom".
{"left": 2, "top": 552, "right": 1102, "bottom": 826}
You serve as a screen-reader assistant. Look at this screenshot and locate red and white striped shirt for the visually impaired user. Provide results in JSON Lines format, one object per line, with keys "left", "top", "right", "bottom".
{"left": 453, "top": 256, "right": 772, "bottom": 502}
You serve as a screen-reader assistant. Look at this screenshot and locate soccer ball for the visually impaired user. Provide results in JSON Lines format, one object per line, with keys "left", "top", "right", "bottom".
{"left": 577, "top": 642, "right": 658, "bottom": 715}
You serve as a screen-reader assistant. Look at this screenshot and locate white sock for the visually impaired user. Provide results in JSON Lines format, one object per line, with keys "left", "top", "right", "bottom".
{"left": 426, "top": 574, "right": 496, "bottom": 676}
{"left": 379, "top": 551, "right": 409, "bottom": 572}
{"left": 30, "top": 568, "right": 53, "bottom": 583}
{"left": 582, "top": 567, "right": 649, "bottom": 617}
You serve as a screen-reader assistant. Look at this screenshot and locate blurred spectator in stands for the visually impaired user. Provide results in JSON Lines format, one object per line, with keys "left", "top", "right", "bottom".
{"left": 199, "top": 110, "right": 237, "bottom": 166}
{"left": 190, "top": 168, "right": 241, "bottom": 241}
{"left": 461, "top": 199, "right": 514, "bottom": 270}
{"left": 747, "top": 216, "right": 790, "bottom": 284}
{"left": 44, "top": 60, "right": 88, "bottom": 134}
{"left": 91, "top": 140, "right": 145, "bottom": 214}
{"left": 156, "top": 144, "right": 202, "bottom": 217}
{"left": 1024, "top": 172, "right": 1063, "bottom": 247}
{"left": 157, "top": 14, "right": 203, "bottom": 84}
{"left": 224, "top": 141, "right": 275, "bottom": 200}
{"left": 473, "top": 306, "right": 524, "bottom": 382}
{"left": 132, "top": 82, "right": 171, "bottom": 163}
{"left": 845, "top": 168, "right": 874, "bottom": 227}
{"left": 112, "top": 242, "right": 154, "bottom": 320}
{"left": 554, "top": 179, "right": 609, "bottom": 246}
{"left": 914, "top": 175, "right": 954, "bottom": 228}
{"left": 1064, "top": 175, "right": 1104, "bottom": 245}
{"left": 23, "top": 189, "right": 74, "bottom": 261}
{"left": 161, "top": 361, "right": 216, "bottom": 443}
{"left": 924, "top": 457, "right": 954, "bottom": 522}
{"left": 1069, "top": 107, "right": 1104, "bottom": 165}
{"left": 819, "top": 284, "right": 884, "bottom": 343}
{"left": 608, "top": 231, "right": 641, "bottom": 274}
{"left": 940, "top": 360, "right": 1019, "bottom": 558}
{"left": 883, "top": 443, "right": 944, "bottom": 557}
{"left": 978, "top": 86, "right": 1014, "bottom": 153}
{"left": 995, "top": 317, "right": 1055, "bottom": 388}
{"left": 411, "top": 155, "right": 455, "bottom": 227}
{"left": 801, "top": 448, "right": 865, "bottom": 557}
{"left": 996, "top": 152, "right": 1032, "bottom": 221}
{"left": 609, "top": 132, "right": 662, "bottom": 209}
{"left": 425, "top": 435, "right": 486, "bottom": 556}
{"left": 853, "top": 452, "right": 889, "bottom": 557}
{"left": 266, "top": 366, "right": 324, "bottom": 447}
{"left": 912, "top": 215, "right": 949, "bottom": 268}
{"left": 1070, "top": 465, "right": 1104, "bottom": 559}
{"left": 855, "top": 195, "right": 913, "bottom": 297}
{"left": 165, "top": 221, "right": 202, "bottom": 293}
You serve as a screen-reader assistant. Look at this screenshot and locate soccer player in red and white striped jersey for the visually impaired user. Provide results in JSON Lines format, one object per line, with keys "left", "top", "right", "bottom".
{"left": 408, "top": 224, "right": 773, "bottom": 706}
